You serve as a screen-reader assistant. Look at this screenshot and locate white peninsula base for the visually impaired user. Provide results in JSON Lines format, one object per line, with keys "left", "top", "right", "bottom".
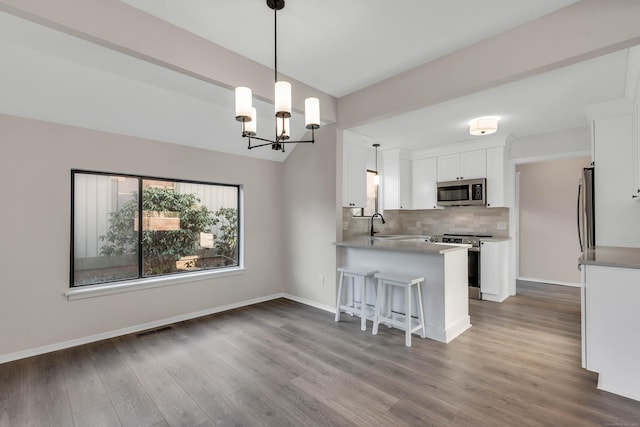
{"left": 337, "top": 240, "right": 471, "bottom": 343}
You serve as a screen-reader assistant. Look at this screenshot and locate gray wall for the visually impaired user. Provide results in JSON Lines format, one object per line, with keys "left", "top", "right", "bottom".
{"left": 0, "top": 114, "right": 286, "bottom": 358}
{"left": 282, "top": 125, "right": 339, "bottom": 310}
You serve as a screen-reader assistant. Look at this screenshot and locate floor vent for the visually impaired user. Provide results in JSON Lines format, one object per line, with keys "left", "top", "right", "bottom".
{"left": 136, "top": 326, "right": 173, "bottom": 337}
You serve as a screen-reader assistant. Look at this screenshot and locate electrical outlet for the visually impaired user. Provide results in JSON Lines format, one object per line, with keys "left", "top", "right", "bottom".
{"left": 497, "top": 222, "right": 507, "bottom": 230}
{"left": 317, "top": 274, "right": 324, "bottom": 286}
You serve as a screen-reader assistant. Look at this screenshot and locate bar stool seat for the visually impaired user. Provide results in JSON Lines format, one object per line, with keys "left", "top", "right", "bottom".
{"left": 372, "top": 272, "right": 426, "bottom": 347}
{"left": 335, "top": 267, "right": 378, "bottom": 331}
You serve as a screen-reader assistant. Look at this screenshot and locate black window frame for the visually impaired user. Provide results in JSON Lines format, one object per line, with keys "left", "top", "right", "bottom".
{"left": 70, "top": 169, "right": 242, "bottom": 287}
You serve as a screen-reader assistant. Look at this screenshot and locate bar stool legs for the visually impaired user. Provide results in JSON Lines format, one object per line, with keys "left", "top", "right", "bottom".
{"left": 335, "top": 267, "right": 378, "bottom": 331}
{"left": 372, "top": 272, "right": 426, "bottom": 347}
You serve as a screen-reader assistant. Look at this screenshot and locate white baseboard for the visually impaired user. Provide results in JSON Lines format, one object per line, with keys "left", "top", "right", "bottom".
{"left": 517, "top": 276, "right": 581, "bottom": 288}
{"left": 0, "top": 293, "right": 284, "bottom": 364}
{"left": 281, "top": 293, "right": 335, "bottom": 313}
{"left": 482, "top": 293, "right": 510, "bottom": 303}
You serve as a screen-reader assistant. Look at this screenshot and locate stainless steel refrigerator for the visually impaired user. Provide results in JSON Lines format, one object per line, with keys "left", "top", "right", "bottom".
{"left": 577, "top": 165, "right": 595, "bottom": 252}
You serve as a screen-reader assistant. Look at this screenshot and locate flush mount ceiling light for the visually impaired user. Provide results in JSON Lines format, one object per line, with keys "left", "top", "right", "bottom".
{"left": 469, "top": 116, "right": 499, "bottom": 136}
{"left": 234, "top": 0, "right": 320, "bottom": 152}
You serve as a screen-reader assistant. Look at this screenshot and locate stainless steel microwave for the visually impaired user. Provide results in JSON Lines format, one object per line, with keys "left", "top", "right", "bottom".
{"left": 437, "top": 178, "right": 486, "bottom": 206}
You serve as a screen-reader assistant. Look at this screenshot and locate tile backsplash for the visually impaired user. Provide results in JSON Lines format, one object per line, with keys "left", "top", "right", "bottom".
{"left": 342, "top": 206, "right": 509, "bottom": 240}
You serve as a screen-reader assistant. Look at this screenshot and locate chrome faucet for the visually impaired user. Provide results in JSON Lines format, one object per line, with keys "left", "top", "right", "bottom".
{"left": 370, "top": 213, "right": 386, "bottom": 236}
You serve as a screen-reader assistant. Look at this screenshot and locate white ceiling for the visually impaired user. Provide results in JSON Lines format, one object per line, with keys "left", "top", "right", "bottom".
{"left": 122, "top": 0, "right": 580, "bottom": 98}
{"left": 0, "top": 1, "right": 635, "bottom": 161}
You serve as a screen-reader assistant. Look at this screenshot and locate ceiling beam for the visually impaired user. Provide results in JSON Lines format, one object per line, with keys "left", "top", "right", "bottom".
{"left": 337, "top": 0, "right": 640, "bottom": 128}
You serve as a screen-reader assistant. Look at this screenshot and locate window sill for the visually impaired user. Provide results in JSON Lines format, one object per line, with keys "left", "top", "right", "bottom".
{"left": 65, "top": 267, "right": 244, "bottom": 301}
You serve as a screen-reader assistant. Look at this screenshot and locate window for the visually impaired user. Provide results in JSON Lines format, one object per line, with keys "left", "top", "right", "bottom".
{"left": 71, "top": 171, "right": 240, "bottom": 287}
{"left": 351, "top": 170, "right": 379, "bottom": 217}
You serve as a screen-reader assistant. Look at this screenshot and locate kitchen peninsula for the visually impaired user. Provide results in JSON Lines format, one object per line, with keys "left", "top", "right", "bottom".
{"left": 579, "top": 246, "right": 640, "bottom": 401}
{"left": 335, "top": 236, "right": 471, "bottom": 343}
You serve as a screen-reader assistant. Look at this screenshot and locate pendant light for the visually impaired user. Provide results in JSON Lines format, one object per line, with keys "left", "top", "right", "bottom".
{"left": 373, "top": 143, "right": 381, "bottom": 185}
{"left": 234, "top": 0, "right": 320, "bottom": 152}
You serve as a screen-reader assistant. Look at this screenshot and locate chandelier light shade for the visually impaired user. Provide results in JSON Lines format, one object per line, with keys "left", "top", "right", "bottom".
{"left": 234, "top": 0, "right": 320, "bottom": 152}
{"left": 469, "top": 116, "right": 499, "bottom": 136}
{"left": 305, "top": 97, "right": 320, "bottom": 129}
{"left": 276, "top": 117, "right": 290, "bottom": 140}
{"left": 274, "top": 81, "right": 292, "bottom": 117}
{"left": 235, "top": 87, "right": 253, "bottom": 121}
{"left": 244, "top": 107, "right": 257, "bottom": 136}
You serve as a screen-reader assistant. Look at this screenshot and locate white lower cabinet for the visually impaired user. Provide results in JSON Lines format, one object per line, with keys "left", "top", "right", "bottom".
{"left": 582, "top": 264, "right": 640, "bottom": 401}
{"left": 480, "top": 239, "right": 509, "bottom": 302}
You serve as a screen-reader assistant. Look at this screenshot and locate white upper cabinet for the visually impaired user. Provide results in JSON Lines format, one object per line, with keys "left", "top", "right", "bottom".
{"left": 383, "top": 149, "right": 412, "bottom": 210}
{"left": 412, "top": 157, "right": 439, "bottom": 209}
{"left": 342, "top": 142, "right": 367, "bottom": 208}
{"left": 399, "top": 157, "right": 412, "bottom": 209}
{"left": 437, "top": 150, "right": 486, "bottom": 182}
{"left": 635, "top": 104, "right": 640, "bottom": 200}
{"left": 486, "top": 146, "right": 506, "bottom": 208}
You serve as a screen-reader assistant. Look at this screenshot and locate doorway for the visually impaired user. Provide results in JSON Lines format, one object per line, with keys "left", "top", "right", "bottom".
{"left": 515, "top": 156, "right": 591, "bottom": 287}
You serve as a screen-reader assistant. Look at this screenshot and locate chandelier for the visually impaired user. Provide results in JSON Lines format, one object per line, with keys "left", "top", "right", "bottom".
{"left": 234, "top": 0, "right": 320, "bottom": 152}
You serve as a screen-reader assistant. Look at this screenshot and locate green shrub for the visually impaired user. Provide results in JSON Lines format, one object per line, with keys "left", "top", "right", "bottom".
{"left": 100, "top": 187, "right": 217, "bottom": 275}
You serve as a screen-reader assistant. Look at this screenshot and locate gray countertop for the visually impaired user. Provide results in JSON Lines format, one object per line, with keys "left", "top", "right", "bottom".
{"left": 335, "top": 236, "right": 471, "bottom": 254}
{"left": 579, "top": 246, "right": 640, "bottom": 269}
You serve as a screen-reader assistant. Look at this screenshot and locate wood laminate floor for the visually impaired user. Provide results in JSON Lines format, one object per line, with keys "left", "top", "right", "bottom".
{"left": 1, "top": 281, "right": 639, "bottom": 426}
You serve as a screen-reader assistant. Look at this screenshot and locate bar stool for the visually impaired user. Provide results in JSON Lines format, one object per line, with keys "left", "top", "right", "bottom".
{"left": 335, "top": 267, "right": 378, "bottom": 331}
{"left": 372, "top": 272, "right": 426, "bottom": 347}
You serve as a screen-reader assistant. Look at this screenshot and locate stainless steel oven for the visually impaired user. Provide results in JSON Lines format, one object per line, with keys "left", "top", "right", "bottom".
{"left": 467, "top": 246, "right": 481, "bottom": 299}
{"left": 439, "top": 234, "right": 492, "bottom": 299}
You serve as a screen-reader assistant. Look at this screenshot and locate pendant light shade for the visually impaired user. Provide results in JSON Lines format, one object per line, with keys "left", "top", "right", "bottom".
{"left": 469, "top": 116, "right": 499, "bottom": 136}
{"left": 373, "top": 143, "right": 381, "bottom": 186}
